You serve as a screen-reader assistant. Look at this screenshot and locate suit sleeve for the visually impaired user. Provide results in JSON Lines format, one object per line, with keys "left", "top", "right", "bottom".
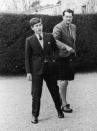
{"left": 53, "top": 25, "right": 71, "bottom": 50}
{"left": 25, "top": 38, "right": 31, "bottom": 74}
{"left": 53, "top": 25, "right": 64, "bottom": 49}
{"left": 53, "top": 25, "right": 62, "bottom": 40}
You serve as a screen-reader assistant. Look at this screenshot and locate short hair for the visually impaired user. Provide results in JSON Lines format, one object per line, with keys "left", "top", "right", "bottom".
{"left": 29, "top": 17, "right": 42, "bottom": 27}
{"left": 62, "top": 9, "right": 74, "bottom": 16}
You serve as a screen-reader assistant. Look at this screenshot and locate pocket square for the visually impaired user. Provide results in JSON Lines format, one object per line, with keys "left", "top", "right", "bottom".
{"left": 48, "top": 42, "right": 51, "bottom": 44}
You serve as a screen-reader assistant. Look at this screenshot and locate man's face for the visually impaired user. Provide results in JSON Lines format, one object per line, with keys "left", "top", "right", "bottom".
{"left": 63, "top": 12, "right": 73, "bottom": 25}
{"left": 31, "top": 22, "right": 43, "bottom": 34}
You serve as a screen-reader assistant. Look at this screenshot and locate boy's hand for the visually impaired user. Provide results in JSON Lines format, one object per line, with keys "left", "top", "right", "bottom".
{"left": 27, "top": 73, "right": 32, "bottom": 81}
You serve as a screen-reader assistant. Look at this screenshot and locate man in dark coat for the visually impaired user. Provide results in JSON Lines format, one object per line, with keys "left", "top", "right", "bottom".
{"left": 53, "top": 9, "right": 76, "bottom": 113}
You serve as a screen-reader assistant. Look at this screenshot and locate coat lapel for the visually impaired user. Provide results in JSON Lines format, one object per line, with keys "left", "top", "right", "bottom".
{"left": 31, "top": 33, "right": 51, "bottom": 52}
{"left": 61, "top": 22, "right": 70, "bottom": 37}
{"left": 33, "top": 34, "right": 43, "bottom": 51}
{"left": 61, "top": 22, "right": 75, "bottom": 42}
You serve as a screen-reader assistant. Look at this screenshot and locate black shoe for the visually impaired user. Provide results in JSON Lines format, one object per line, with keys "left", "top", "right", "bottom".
{"left": 58, "top": 110, "right": 64, "bottom": 118}
{"left": 62, "top": 104, "right": 73, "bottom": 113}
{"left": 31, "top": 116, "right": 38, "bottom": 124}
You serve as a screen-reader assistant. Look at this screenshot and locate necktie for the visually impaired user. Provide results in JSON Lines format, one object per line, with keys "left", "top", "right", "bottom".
{"left": 38, "top": 34, "right": 43, "bottom": 49}
{"left": 67, "top": 25, "right": 72, "bottom": 36}
{"left": 67, "top": 25, "right": 70, "bottom": 31}
{"left": 67, "top": 26, "right": 73, "bottom": 40}
{"left": 39, "top": 34, "right": 42, "bottom": 40}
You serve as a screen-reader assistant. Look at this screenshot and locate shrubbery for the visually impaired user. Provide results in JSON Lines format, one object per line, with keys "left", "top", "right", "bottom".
{"left": 0, "top": 13, "right": 97, "bottom": 75}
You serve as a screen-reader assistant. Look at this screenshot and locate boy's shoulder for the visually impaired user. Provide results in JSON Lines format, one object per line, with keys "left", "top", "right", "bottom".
{"left": 26, "top": 34, "right": 35, "bottom": 41}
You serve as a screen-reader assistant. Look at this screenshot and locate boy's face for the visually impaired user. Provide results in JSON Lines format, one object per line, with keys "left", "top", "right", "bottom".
{"left": 63, "top": 12, "right": 73, "bottom": 25}
{"left": 31, "top": 22, "right": 43, "bottom": 34}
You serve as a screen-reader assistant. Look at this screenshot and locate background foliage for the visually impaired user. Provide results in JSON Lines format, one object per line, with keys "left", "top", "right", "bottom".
{"left": 0, "top": 13, "right": 97, "bottom": 75}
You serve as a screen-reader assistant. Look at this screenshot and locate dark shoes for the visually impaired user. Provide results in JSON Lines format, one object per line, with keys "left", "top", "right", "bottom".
{"left": 31, "top": 110, "right": 64, "bottom": 124}
{"left": 31, "top": 116, "right": 38, "bottom": 124}
{"left": 62, "top": 104, "right": 73, "bottom": 113}
{"left": 58, "top": 110, "right": 64, "bottom": 118}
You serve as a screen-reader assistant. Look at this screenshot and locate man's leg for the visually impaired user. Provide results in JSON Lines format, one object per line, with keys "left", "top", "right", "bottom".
{"left": 58, "top": 80, "right": 68, "bottom": 106}
{"left": 58, "top": 80, "right": 72, "bottom": 113}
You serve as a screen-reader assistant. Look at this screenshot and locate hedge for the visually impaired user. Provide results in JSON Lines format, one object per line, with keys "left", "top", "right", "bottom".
{"left": 0, "top": 13, "right": 97, "bottom": 75}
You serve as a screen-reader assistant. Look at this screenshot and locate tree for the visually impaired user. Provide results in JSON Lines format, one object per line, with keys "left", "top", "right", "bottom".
{"left": 57, "top": 0, "right": 61, "bottom": 5}
{"left": 10, "top": 0, "right": 36, "bottom": 11}
{"left": 30, "top": 0, "right": 40, "bottom": 12}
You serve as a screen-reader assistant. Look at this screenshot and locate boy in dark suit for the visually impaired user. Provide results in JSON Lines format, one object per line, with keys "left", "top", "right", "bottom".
{"left": 25, "top": 17, "right": 64, "bottom": 124}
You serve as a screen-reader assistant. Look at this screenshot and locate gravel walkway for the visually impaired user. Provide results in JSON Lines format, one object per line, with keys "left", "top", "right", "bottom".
{"left": 0, "top": 73, "right": 97, "bottom": 131}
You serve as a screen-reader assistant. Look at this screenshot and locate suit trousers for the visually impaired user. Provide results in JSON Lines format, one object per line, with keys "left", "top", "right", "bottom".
{"left": 31, "top": 63, "right": 61, "bottom": 117}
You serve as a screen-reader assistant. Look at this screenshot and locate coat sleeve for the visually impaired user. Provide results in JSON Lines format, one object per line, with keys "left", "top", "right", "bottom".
{"left": 25, "top": 38, "right": 31, "bottom": 74}
{"left": 53, "top": 24, "right": 62, "bottom": 41}
{"left": 53, "top": 24, "right": 72, "bottom": 50}
{"left": 53, "top": 25, "right": 65, "bottom": 49}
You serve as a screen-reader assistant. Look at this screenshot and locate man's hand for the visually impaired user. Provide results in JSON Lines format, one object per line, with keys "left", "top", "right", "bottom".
{"left": 27, "top": 73, "right": 32, "bottom": 81}
{"left": 65, "top": 45, "right": 74, "bottom": 52}
{"left": 62, "top": 45, "right": 75, "bottom": 54}
{"left": 56, "top": 40, "right": 75, "bottom": 52}
{"left": 69, "top": 48, "right": 75, "bottom": 53}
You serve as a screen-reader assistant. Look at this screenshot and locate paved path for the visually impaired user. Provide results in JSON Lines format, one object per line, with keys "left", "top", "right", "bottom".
{"left": 0, "top": 73, "right": 97, "bottom": 131}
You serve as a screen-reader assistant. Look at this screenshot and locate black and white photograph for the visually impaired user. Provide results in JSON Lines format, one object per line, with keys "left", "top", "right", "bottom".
{"left": 0, "top": 0, "right": 97, "bottom": 130}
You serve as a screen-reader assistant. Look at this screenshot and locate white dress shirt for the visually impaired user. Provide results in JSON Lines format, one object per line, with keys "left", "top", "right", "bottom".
{"left": 36, "top": 33, "right": 43, "bottom": 49}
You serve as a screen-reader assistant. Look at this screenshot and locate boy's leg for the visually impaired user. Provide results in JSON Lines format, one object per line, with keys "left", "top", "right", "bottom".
{"left": 44, "top": 75, "right": 64, "bottom": 118}
{"left": 31, "top": 75, "right": 43, "bottom": 118}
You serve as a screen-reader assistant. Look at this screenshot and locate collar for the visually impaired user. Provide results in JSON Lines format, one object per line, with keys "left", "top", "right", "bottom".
{"left": 62, "top": 21, "right": 71, "bottom": 27}
{"left": 35, "top": 33, "right": 43, "bottom": 39}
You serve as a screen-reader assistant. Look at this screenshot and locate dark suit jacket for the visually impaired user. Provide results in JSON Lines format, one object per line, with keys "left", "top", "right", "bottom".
{"left": 25, "top": 32, "right": 56, "bottom": 75}
{"left": 53, "top": 21, "right": 76, "bottom": 51}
